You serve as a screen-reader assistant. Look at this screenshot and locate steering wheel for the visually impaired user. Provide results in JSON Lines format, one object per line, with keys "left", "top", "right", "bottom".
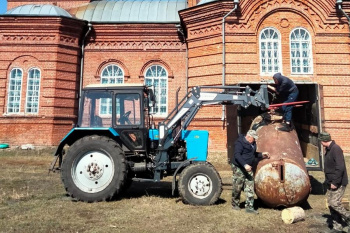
{"left": 118, "top": 111, "right": 132, "bottom": 125}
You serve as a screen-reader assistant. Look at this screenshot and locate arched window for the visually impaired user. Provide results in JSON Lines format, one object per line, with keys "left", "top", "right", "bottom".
{"left": 26, "top": 68, "right": 41, "bottom": 113}
{"left": 100, "top": 65, "right": 124, "bottom": 115}
{"left": 101, "top": 64, "right": 124, "bottom": 84}
{"left": 260, "top": 27, "right": 282, "bottom": 75}
{"left": 290, "top": 28, "right": 313, "bottom": 74}
{"left": 144, "top": 65, "right": 168, "bottom": 115}
{"left": 7, "top": 68, "right": 23, "bottom": 113}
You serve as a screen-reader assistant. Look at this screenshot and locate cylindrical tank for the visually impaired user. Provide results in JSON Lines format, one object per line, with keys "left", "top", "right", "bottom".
{"left": 251, "top": 114, "right": 311, "bottom": 208}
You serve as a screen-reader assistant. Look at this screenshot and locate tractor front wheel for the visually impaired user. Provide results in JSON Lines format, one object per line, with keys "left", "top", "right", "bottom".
{"left": 61, "top": 135, "right": 127, "bottom": 202}
{"left": 178, "top": 162, "right": 222, "bottom": 205}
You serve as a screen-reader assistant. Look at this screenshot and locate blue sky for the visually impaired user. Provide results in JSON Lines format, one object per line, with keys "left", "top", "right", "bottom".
{"left": 0, "top": 0, "right": 7, "bottom": 14}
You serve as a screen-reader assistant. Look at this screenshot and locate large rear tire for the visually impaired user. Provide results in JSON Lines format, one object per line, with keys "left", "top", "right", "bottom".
{"left": 178, "top": 162, "right": 222, "bottom": 205}
{"left": 61, "top": 135, "right": 127, "bottom": 202}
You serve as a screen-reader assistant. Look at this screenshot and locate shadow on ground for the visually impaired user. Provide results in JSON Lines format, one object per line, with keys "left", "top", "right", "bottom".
{"left": 118, "top": 180, "right": 228, "bottom": 205}
{"left": 310, "top": 175, "right": 327, "bottom": 195}
{"left": 121, "top": 181, "right": 174, "bottom": 199}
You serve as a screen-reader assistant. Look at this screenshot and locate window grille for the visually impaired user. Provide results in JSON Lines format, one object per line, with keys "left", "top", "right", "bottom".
{"left": 144, "top": 65, "right": 168, "bottom": 116}
{"left": 290, "top": 28, "right": 313, "bottom": 74}
{"left": 26, "top": 68, "right": 41, "bottom": 113}
{"left": 7, "top": 68, "right": 23, "bottom": 113}
{"left": 100, "top": 65, "right": 124, "bottom": 115}
{"left": 260, "top": 28, "right": 282, "bottom": 75}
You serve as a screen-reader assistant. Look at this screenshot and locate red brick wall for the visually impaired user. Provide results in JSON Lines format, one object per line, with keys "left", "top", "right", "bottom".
{"left": 0, "top": 18, "right": 187, "bottom": 146}
{"left": 0, "top": 17, "right": 85, "bottom": 145}
{"left": 82, "top": 24, "right": 188, "bottom": 118}
{"left": 1, "top": 0, "right": 350, "bottom": 154}
{"left": 180, "top": 0, "right": 350, "bottom": 152}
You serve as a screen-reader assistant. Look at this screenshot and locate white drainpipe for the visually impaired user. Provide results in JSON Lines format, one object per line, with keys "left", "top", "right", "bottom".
{"left": 78, "top": 23, "right": 92, "bottom": 112}
{"left": 221, "top": 0, "right": 240, "bottom": 121}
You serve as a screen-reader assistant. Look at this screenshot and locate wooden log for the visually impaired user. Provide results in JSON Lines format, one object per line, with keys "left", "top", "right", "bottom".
{"left": 281, "top": 207, "right": 305, "bottom": 224}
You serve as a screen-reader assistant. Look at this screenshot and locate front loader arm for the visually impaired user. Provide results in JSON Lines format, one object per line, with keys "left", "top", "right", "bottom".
{"left": 158, "top": 84, "right": 269, "bottom": 150}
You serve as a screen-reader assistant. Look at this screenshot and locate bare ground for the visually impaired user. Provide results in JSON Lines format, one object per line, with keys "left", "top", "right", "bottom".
{"left": 0, "top": 148, "right": 349, "bottom": 233}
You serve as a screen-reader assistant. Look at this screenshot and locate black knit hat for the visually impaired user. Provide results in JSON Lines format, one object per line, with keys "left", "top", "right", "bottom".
{"left": 318, "top": 132, "right": 332, "bottom": 142}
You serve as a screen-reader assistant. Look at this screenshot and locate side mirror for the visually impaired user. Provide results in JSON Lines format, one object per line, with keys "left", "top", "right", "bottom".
{"left": 144, "top": 97, "right": 153, "bottom": 108}
{"left": 148, "top": 89, "right": 156, "bottom": 107}
{"left": 149, "top": 99, "right": 155, "bottom": 108}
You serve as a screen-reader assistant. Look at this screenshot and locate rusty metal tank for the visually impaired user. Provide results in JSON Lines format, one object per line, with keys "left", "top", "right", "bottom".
{"left": 251, "top": 113, "right": 311, "bottom": 208}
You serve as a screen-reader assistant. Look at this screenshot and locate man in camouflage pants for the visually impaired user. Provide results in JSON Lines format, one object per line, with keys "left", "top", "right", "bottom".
{"left": 231, "top": 130, "right": 269, "bottom": 214}
{"left": 319, "top": 132, "right": 350, "bottom": 233}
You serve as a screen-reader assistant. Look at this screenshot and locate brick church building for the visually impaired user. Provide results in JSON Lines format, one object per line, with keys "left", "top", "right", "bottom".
{"left": 0, "top": 0, "right": 350, "bottom": 154}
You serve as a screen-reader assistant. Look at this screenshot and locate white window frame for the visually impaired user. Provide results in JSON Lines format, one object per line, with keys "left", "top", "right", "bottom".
{"left": 101, "top": 64, "right": 124, "bottom": 84}
{"left": 25, "top": 68, "right": 41, "bottom": 114}
{"left": 144, "top": 65, "right": 168, "bottom": 116}
{"left": 290, "top": 27, "right": 313, "bottom": 74}
{"left": 100, "top": 64, "right": 124, "bottom": 115}
{"left": 259, "top": 27, "right": 282, "bottom": 76}
{"left": 7, "top": 68, "right": 23, "bottom": 114}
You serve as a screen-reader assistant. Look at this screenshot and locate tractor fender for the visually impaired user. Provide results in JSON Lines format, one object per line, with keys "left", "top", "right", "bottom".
{"left": 54, "top": 127, "right": 119, "bottom": 157}
{"left": 171, "top": 159, "right": 195, "bottom": 196}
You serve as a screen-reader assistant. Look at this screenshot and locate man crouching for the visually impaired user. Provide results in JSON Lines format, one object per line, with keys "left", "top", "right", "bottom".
{"left": 231, "top": 130, "right": 269, "bottom": 214}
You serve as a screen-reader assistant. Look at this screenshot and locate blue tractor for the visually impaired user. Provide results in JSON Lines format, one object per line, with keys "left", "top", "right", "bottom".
{"left": 50, "top": 84, "right": 269, "bottom": 205}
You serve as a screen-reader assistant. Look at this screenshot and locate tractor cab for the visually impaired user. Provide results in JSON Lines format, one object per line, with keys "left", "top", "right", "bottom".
{"left": 78, "top": 84, "right": 154, "bottom": 153}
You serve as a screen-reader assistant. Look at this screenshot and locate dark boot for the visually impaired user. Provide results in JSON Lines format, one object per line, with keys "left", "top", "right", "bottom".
{"left": 278, "top": 123, "right": 292, "bottom": 132}
{"left": 245, "top": 208, "right": 259, "bottom": 214}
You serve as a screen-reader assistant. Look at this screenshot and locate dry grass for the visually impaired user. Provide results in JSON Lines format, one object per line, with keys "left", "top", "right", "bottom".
{"left": 0, "top": 148, "right": 349, "bottom": 233}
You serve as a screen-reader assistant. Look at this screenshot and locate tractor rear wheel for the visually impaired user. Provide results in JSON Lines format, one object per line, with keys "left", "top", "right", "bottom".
{"left": 178, "top": 162, "right": 222, "bottom": 205}
{"left": 61, "top": 135, "right": 127, "bottom": 202}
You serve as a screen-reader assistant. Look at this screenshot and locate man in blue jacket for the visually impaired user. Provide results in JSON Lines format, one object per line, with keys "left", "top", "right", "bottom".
{"left": 268, "top": 72, "right": 299, "bottom": 132}
{"left": 231, "top": 130, "right": 269, "bottom": 214}
{"left": 319, "top": 132, "right": 350, "bottom": 232}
